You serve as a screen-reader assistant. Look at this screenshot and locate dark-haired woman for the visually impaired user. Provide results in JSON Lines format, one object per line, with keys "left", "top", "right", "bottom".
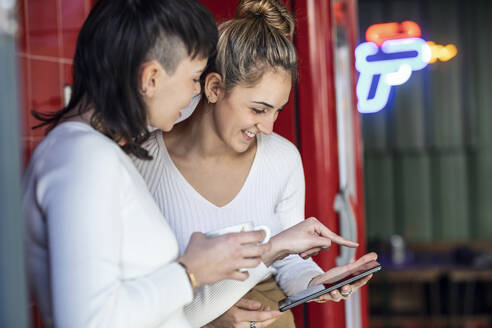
{"left": 22, "top": 1, "right": 270, "bottom": 327}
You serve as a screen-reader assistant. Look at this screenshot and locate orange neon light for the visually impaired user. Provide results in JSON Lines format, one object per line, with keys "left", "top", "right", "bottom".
{"left": 366, "top": 21, "right": 421, "bottom": 46}
{"left": 427, "top": 41, "right": 458, "bottom": 63}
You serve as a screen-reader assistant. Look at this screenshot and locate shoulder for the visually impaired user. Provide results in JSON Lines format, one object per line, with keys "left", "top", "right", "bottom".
{"left": 32, "top": 122, "right": 124, "bottom": 175}
{"left": 24, "top": 123, "right": 131, "bottom": 213}
{"left": 255, "top": 133, "right": 303, "bottom": 185}
{"left": 258, "top": 133, "right": 302, "bottom": 166}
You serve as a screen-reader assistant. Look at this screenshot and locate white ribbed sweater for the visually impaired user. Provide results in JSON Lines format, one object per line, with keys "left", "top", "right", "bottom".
{"left": 24, "top": 123, "right": 194, "bottom": 328}
{"left": 133, "top": 131, "right": 323, "bottom": 327}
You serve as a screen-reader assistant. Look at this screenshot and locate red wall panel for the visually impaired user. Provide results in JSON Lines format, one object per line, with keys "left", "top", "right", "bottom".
{"left": 295, "top": 0, "right": 346, "bottom": 326}
{"left": 26, "top": 0, "right": 60, "bottom": 58}
{"left": 17, "top": 0, "right": 86, "bottom": 169}
{"left": 295, "top": 0, "right": 369, "bottom": 327}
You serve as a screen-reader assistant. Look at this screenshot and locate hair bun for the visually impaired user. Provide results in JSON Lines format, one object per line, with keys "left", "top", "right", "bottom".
{"left": 237, "top": 0, "right": 294, "bottom": 37}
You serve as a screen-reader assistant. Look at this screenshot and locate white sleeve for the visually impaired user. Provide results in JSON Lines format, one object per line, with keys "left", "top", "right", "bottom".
{"left": 183, "top": 263, "right": 271, "bottom": 328}
{"left": 37, "top": 142, "right": 193, "bottom": 327}
{"left": 272, "top": 149, "right": 323, "bottom": 296}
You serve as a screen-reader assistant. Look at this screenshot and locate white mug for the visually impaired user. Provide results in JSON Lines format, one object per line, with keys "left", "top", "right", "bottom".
{"left": 205, "top": 222, "right": 271, "bottom": 245}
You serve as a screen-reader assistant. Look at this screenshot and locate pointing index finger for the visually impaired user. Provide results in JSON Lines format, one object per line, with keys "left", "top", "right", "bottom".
{"left": 319, "top": 226, "right": 359, "bottom": 248}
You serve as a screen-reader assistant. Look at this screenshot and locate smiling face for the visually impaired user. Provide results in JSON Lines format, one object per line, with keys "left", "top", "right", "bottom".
{"left": 144, "top": 54, "right": 207, "bottom": 132}
{"left": 211, "top": 69, "right": 292, "bottom": 153}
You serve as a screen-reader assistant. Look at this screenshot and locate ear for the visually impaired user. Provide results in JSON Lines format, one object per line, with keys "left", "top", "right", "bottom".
{"left": 203, "top": 72, "right": 223, "bottom": 104}
{"left": 139, "top": 60, "right": 162, "bottom": 98}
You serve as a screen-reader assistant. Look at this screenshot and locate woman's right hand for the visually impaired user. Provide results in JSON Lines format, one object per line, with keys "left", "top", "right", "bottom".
{"left": 177, "top": 231, "right": 271, "bottom": 286}
{"left": 204, "top": 298, "right": 283, "bottom": 328}
{"left": 263, "top": 217, "right": 359, "bottom": 266}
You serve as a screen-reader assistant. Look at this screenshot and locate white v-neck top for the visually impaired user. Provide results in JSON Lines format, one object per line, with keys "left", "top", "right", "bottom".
{"left": 155, "top": 129, "right": 261, "bottom": 211}
{"left": 132, "top": 130, "right": 323, "bottom": 327}
{"left": 23, "top": 122, "right": 194, "bottom": 328}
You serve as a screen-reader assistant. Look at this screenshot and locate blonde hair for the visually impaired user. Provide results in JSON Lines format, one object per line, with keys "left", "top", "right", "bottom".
{"left": 213, "top": 0, "right": 297, "bottom": 90}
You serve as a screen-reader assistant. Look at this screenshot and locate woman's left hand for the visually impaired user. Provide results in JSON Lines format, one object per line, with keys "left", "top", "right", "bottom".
{"left": 307, "top": 252, "right": 377, "bottom": 303}
{"left": 204, "top": 298, "right": 283, "bottom": 328}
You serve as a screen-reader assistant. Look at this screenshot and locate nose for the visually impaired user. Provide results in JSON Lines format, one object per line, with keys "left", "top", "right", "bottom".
{"left": 256, "top": 113, "right": 276, "bottom": 135}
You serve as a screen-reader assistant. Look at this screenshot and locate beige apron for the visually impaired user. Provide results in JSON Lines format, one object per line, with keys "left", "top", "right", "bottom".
{"left": 242, "top": 276, "right": 296, "bottom": 328}
{"left": 203, "top": 277, "right": 296, "bottom": 328}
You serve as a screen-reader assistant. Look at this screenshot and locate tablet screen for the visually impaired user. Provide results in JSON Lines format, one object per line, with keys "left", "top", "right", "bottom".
{"left": 279, "top": 260, "right": 381, "bottom": 311}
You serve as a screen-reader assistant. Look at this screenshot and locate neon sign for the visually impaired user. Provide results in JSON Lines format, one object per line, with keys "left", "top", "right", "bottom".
{"left": 356, "top": 21, "right": 457, "bottom": 113}
{"left": 366, "top": 21, "right": 422, "bottom": 46}
{"left": 427, "top": 41, "right": 458, "bottom": 63}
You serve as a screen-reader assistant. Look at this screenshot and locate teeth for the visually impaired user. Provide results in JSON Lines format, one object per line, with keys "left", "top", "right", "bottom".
{"left": 244, "top": 130, "right": 256, "bottom": 138}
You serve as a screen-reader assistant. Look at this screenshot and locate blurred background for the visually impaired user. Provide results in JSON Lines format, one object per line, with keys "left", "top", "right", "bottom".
{"left": 0, "top": 0, "right": 490, "bottom": 327}
{"left": 360, "top": 0, "right": 492, "bottom": 327}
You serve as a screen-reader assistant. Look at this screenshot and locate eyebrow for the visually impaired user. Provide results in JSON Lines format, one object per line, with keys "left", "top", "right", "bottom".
{"left": 252, "top": 100, "right": 289, "bottom": 109}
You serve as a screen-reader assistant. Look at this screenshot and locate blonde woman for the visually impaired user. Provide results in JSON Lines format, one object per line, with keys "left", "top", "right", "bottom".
{"left": 133, "top": 0, "right": 375, "bottom": 327}
{"left": 22, "top": 1, "right": 274, "bottom": 327}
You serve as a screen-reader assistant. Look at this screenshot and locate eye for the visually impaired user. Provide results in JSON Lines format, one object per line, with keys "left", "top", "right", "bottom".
{"left": 193, "top": 78, "right": 200, "bottom": 83}
{"left": 251, "top": 108, "right": 267, "bottom": 114}
{"left": 277, "top": 108, "right": 284, "bottom": 113}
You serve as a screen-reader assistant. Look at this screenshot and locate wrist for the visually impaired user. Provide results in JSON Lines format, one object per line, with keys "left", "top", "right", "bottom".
{"left": 308, "top": 274, "right": 323, "bottom": 288}
{"left": 177, "top": 256, "right": 200, "bottom": 289}
{"left": 263, "top": 235, "right": 288, "bottom": 266}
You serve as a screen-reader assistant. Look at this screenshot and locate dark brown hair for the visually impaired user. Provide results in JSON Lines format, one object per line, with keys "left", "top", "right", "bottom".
{"left": 33, "top": 0, "right": 218, "bottom": 159}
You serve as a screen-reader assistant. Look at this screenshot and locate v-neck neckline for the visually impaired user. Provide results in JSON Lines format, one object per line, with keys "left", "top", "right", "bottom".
{"left": 156, "top": 130, "right": 262, "bottom": 209}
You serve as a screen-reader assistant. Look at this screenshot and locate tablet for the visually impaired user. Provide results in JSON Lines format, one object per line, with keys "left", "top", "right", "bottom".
{"left": 278, "top": 260, "right": 381, "bottom": 312}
